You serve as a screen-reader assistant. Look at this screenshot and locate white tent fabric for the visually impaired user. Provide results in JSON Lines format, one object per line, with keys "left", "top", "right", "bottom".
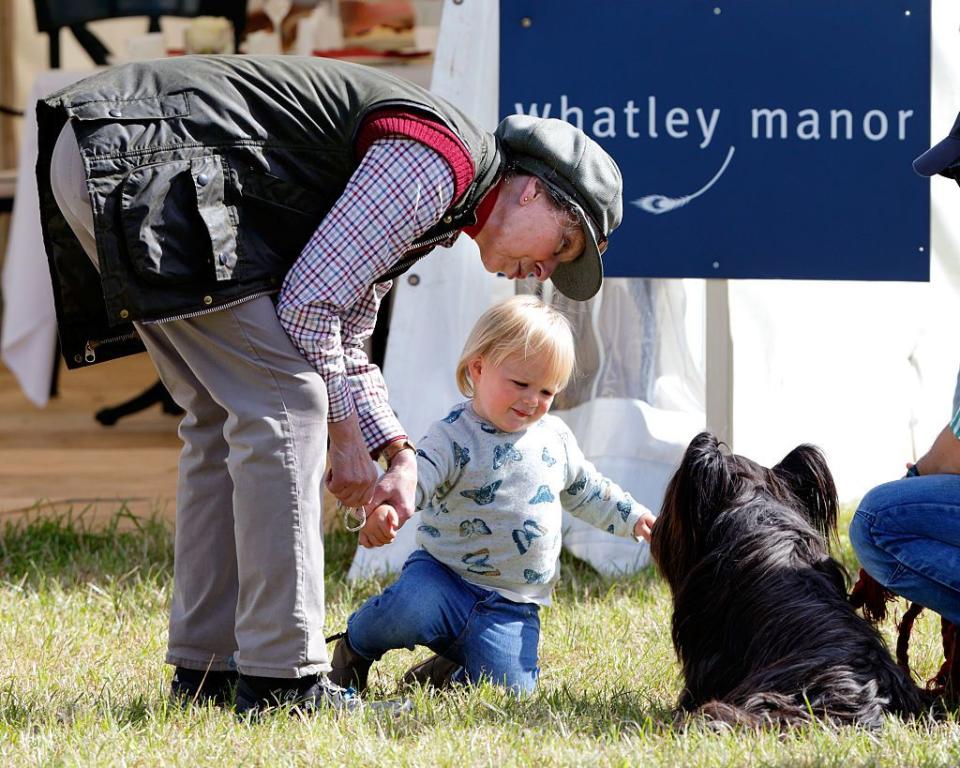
{"left": 350, "top": 0, "right": 960, "bottom": 579}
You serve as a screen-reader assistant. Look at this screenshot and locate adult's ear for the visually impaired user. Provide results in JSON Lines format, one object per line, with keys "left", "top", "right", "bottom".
{"left": 773, "top": 444, "right": 838, "bottom": 540}
{"left": 516, "top": 175, "right": 541, "bottom": 206}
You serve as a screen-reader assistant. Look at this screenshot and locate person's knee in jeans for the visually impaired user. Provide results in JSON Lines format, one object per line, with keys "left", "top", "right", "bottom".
{"left": 850, "top": 484, "right": 901, "bottom": 587}
{"left": 460, "top": 595, "right": 540, "bottom": 695}
{"left": 347, "top": 585, "right": 423, "bottom": 659}
{"left": 346, "top": 552, "right": 464, "bottom": 660}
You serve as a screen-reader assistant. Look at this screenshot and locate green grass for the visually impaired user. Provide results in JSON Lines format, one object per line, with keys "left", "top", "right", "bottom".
{"left": 0, "top": 507, "right": 956, "bottom": 767}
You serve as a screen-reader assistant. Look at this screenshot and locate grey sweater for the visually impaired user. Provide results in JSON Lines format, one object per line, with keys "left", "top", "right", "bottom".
{"left": 414, "top": 402, "right": 649, "bottom": 604}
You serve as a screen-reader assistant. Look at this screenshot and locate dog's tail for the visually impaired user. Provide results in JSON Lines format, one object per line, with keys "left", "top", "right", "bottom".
{"left": 691, "top": 693, "right": 820, "bottom": 729}
{"left": 692, "top": 677, "right": 926, "bottom": 729}
{"left": 685, "top": 700, "right": 771, "bottom": 729}
{"left": 773, "top": 444, "right": 838, "bottom": 542}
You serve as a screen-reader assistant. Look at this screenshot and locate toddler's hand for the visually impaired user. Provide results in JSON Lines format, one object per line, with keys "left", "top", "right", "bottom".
{"left": 634, "top": 512, "right": 657, "bottom": 543}
{"left": 359, "top": 503, "right": 399, "bottom": 548}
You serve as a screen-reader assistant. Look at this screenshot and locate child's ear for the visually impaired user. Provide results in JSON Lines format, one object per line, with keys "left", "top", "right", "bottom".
{"left": 468, "top": 356, "right": 483, "bottom": 380}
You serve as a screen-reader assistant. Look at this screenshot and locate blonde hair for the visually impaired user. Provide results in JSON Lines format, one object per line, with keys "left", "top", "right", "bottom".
{"left": 456, "top": 295, "right": 576, "bottom": 398}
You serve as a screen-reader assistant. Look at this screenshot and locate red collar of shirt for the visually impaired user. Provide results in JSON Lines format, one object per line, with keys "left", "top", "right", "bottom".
{"left": 462, "top": 180, "right": 502, "bottom": 239}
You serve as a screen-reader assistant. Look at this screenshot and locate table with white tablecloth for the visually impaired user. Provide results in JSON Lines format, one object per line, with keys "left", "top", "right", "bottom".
{"left": 1, "top": 69, "right": 94, "bottom": 407}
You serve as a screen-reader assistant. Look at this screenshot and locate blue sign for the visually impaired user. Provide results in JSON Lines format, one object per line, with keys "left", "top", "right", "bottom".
{"left": 500, "top": 1, "right": 931, "bottom": 281}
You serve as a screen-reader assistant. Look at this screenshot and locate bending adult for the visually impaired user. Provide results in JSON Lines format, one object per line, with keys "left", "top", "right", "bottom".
{"left": 850, "top": 113, "right": 960, "bottom": 627}
{"left": 36, "top": 55, "right": 623, "bottom": 714}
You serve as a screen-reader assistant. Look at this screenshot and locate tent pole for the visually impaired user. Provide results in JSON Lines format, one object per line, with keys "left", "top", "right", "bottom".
{"left": 705, "top": 279, "right": 733, "bottom": 448}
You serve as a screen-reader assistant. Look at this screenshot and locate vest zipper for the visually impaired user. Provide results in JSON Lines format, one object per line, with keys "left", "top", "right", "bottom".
{"left": 152, "top": 289, "right": 278, "bottom": 324}
{"left": 406, "top": 229, "right": 457, "bottom": 254}
{"left": 376, "top": 230, "right": 459, "bottom": 283}
{"left": 83, "top": 289, "right": 278, "bottom": 362}
{"left": 83, "top": 332, "right": 139, "bottom": 363}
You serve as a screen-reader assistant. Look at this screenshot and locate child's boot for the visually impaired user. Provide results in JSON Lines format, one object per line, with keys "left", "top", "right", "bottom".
{"left": 328, "top": 633, "right": 373, "bottom": 693}
{"left": 401, "top": 654, "right": 460, "bottom": 690}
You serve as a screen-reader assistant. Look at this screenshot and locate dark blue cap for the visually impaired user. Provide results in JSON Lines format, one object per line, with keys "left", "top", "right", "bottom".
{"left": 913, "top": 111, "right": 960, "bottom": 177}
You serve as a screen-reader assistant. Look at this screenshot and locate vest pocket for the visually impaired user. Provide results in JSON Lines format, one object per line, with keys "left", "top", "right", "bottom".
{"left": 235, "top": 170, "right": 333, "bottom": 272}
{"left": 119, "top": 155, "right": 238, "bottom": 286}
{"left": 69, "top": 93, "right": 191, "bottom": 122}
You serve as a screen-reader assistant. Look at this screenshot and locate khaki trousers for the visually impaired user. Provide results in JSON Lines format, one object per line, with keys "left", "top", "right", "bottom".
{"left": 51, "top": 123, "right": 330, "bottom": 678}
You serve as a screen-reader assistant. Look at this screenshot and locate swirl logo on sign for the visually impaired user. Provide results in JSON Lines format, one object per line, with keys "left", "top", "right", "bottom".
{"left": 633, "top": 146, "right": 736, "bottom": 214}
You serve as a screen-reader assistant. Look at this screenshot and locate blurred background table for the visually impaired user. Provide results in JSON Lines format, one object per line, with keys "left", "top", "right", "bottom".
{"left": 1, "top": 68, "right": 90, "bottom": 407}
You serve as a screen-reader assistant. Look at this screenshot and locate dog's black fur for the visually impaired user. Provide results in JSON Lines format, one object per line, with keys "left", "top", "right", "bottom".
{"left": 650, "top": 432, "right": 929, "bottom": 727}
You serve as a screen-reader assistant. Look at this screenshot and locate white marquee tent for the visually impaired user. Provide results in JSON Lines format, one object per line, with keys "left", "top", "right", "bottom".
{"left": 350, "top": 0, "right": 960, "bottom": 579}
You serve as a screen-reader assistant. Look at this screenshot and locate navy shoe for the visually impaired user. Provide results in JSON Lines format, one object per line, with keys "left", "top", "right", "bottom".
{"left": 170, "top": 666, "right": 237, "bottom": 707}
{"left": 234, "top": 673, "right": 362, "bottom": 716}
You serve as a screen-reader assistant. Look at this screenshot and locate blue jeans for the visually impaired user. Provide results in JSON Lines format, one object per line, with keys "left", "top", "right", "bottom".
{"left": 850, "top": 474, "right": 960, "bottom": 625}
{"left": 346, "top": 549, "right": 541, "bottom": 694}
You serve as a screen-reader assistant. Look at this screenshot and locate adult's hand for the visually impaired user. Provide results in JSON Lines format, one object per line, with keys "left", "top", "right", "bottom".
{"left": 370, "top": 448, "right": 417, "bottom": 527}
{"left": 326, "top": 415, "right": 378, "bottom": 509}
{"left": 914, "top": 423, "right": 960, "bottom": 476}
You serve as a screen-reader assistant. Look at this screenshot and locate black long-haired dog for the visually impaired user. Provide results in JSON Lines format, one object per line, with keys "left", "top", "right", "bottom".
{"left": 650, "top": 432, "right": 929, "bottom": 727}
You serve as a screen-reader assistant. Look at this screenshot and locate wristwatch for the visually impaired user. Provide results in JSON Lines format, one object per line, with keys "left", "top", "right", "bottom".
{"left": 380, "top": 439, "right": 416, "bottom": 467}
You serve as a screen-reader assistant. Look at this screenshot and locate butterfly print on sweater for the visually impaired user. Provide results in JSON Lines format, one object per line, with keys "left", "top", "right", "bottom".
{"left": 442, "top": 407, "right": 465, "bottom": 424}
{"left": 462, "top": 548, "right": 500, "bottom": 576}
{"left": 524, "top": 568, "right": 549, "bottom": 584}
{"left": 453, "top": 441, "right": 471, "bottom": 469}
{"left": 512, "top": 519, "right": 547, "bottom": 554}
{"left": 493, "top": 443, "right": 522, "bottom": 470}
{"left": 460, "top": 480, "right": 502, "bottom": 506}
{"left": 564, "top": 476, "right": 587, "bottom": 496}
{"left": 528, "top": 485, "right": 555, "bottom": 504}
{"left": 459, "top": 519, "right": 492, "bottom": 538}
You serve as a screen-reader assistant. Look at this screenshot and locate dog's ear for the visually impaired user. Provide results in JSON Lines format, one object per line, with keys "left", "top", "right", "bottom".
{"left": 773, "top": 444, "right": 838, "bottom": 540}
{"left": 674, "top": 431, "right": 735, "bottom": 524}
{"left": 653, "top": 432, "right": 733, "bottom": 588}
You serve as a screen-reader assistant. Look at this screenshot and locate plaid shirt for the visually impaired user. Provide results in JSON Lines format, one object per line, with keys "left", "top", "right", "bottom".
{"left": 276, "top": 138, "right": 455, "bottom": 453}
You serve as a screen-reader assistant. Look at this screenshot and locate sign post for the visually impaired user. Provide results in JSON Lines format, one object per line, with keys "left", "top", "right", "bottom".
{"left": 705, "top": 280, "right": 733, "bottom": 445}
